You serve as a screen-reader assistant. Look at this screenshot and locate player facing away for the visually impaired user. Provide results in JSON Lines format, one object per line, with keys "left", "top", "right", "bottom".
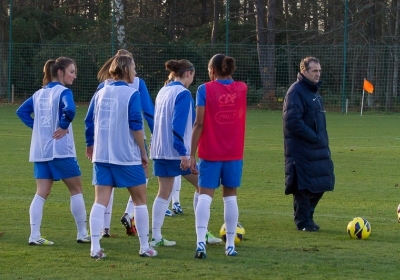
{"left": 118, "top": 76, "right": 154, "bottom": 234}
{"left": 150, "top": 59, "right": 222, "bottom": 247}
{"left": 190, "top": 54, "right": 247, "bottom": 258}
{"left": 92, "top": 49, "right": 155, "bottom": 238}
{"left": 85, "top": 55, "right": 156, "bottom": 258}
{"left": 16, "top": 57, "right": 90, "bottom": 245}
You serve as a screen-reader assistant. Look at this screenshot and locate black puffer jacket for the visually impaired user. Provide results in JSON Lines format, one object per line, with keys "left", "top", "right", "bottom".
{"left": 283, "top": 73, "right": 335, "bottom": 195}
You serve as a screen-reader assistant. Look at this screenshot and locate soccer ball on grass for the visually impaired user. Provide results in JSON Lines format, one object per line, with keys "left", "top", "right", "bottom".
{"left": 219, "top": 222, "right": 245, "bottom": 245}
{"left": 347, "top": 217, "right": 371, "bottom": 239}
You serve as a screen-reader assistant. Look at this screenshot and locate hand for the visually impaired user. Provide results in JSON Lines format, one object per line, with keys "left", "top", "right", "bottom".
{"left": 86, "top": 146, "right": 93, "bottom": 161}
{"left": 141, "top": 153, "right": 149, "bottom": 169}
{"left": 190, "top": 155, "right": 198, "bottom": 175}
{"left": 52, "top": 128, "right": 68, "bottom": 139}
{"left": 180, "top": 156, "right": 190, "bottom": 171}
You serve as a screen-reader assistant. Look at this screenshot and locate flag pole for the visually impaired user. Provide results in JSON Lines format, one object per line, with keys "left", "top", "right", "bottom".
{"left": 361, "top": 78, "right": 366, "bottom": 116}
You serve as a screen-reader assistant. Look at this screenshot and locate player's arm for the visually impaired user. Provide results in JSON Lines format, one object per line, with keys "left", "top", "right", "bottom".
{"left": 52, "top": 89, "right": 75, "bottom": 140}
{"left": 173, "top": 90, "right": 192, "bottom": 170}
{"left": 16, "top": 97, "right": 34, "bottom": 128}
{"left": 129, "top": 91, "right": 147, "bottom": 167}
{"left": 172, "top": 90, "right": 191, "bottom": 156}
{"left": 190, "top": 84, "right": 206, "bottom": 174}
{"left": 84, "top": 94, "right": 96, "bottom": 160}
{"left": 139, "top": 79, "right": 155, "bottom": 134}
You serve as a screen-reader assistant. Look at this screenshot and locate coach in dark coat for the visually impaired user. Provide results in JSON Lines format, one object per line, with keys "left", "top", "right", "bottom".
{"left": 283, "top": 57, "right": 335, "bottom": 231}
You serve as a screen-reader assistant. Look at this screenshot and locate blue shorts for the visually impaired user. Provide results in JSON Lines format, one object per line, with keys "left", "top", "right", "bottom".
{"left": 34, "top": 158, "right": 81, "bottom": 181}
{"left": 153, "top": 159, "right": 191, "bottom": 177}
{"left": 198, "top": 159, "right": 243, "bottom": 189}
{"left": 92, "top": 163, "right": 146, "bottom": 188}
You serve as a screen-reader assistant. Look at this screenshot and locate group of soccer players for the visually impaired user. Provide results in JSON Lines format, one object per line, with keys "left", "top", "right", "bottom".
{"left": 16, "top": 50, "right": 247, "bottom": 259}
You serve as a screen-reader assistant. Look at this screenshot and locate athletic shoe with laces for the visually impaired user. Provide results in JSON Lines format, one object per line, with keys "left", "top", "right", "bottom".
{"left": 91, "top": 248, "right": 106, "bottom": 259}
{"left": 29, "top": 237, "right": 54, "bottom": 246}
{"left": 150, "top": 237, "right": 176, "bottom": 247}
{"left": 102, "top": 228, "right": 110, "bottom": 238}
{"left": 206, "top": 231, "right": 222, "bottom": 244}
{"left": 77, "top": 235, "right": 91, "bottom": 243}
{"left": 120, "top": 213, "right": 137, "bottom": 236}
{"left": 194, "top": 241, "right": 207, "bottom": 259}
{"left": 172, "top": 202, "right": 183, "bottom": 214}
{"left": 139, "top": 246, "right": 158, "bottom": 257}
{"left": 165, "top": 209, "right": 173, "bottom": 217}
{"left": 397, "top": 204, "right": 400, "bottom": 223}
{"left": 225, "top": 246, "right": 237, "bottom": 256}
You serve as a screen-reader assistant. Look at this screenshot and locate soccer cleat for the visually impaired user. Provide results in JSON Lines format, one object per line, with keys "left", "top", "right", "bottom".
{"left": 165, "top": 209, "right": 173, "bottom": 217}
{"left": 225, "top": 246, "right": 237, "bottom": 256}
{"left": 139, "top": 246, "right": 158, "bottom": 257}
{"left": 397, "top": 204, "right": 400, "bottom": 223}
{"left": 102, "top": 228, "right": 110, "bottom": 238}
{"left": 120, "top": 213, "right": 137, "bottom": 236}
{"left": 194, "top": 241, "right": 207, "bottom": 259}
{"left": 77, "top": 235, "right": 91, "bottom": 243}
{"left": 150, "top": 237, "right": 176, "bottom": 247}
{"left": 172, "top": 202, "right": 183, "bottom": 214}
{"left": 91, "top": 248, "right": 106, "bottom": 259}
{"left": 206, "top": 231, "right": 222, "bottom": 244}
{"left": 29, "top": 237, "right": 54, "bottom": 245}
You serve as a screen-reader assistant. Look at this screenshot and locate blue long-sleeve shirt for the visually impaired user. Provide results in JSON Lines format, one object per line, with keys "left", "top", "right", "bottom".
{"left": 167, "top": 81, "right": 195, "bottom": 156}
{"left": 16, "top": 82, "right": 76, "bottom": 129}
{"left": 85, "top": 81, "right": 143, "bottom": 147}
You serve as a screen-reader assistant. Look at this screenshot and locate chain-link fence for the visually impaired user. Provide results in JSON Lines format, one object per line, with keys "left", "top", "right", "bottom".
{"left": 1, "top": 43, "right": 399, "bottom": 112}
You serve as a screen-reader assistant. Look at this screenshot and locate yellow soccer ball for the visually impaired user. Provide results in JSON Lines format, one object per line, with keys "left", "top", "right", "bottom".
{"left": 220, "top": 222, "right": 245, "bottom": 245}
{"left": 347, "top": 217, "right": 371, "bottom": 239}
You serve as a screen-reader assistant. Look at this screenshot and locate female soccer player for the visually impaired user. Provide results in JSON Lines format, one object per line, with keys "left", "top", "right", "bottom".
{"left": 16, "top": 57, "right": 90, "bottom": 245}
{"left": 150, "top": 59, "right": 221, "bottom": 247}
{"left": 190, "top": 54, "right": 247, "bottom": 258}
{"left": 85, "top": 55, "right": 156, "bottom": 258}
{"left": 90, "top": 49, "right": 155, "bottom": 237}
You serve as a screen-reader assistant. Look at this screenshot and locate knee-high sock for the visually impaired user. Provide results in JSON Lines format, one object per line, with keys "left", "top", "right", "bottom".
{"left": 90, "top": 203, "right": 105, "bottom": 253}
{"left": 195, "top": 194, "right": 212, "bottom": 245}
{"left": 134, "top": 205, "right": 150, "bottom": 250}
{"left": 172, "top": 176, "right": 181, "bottom": 204}
{"left": 102, "top": 188, "right": 114, "bottom": 229}
{"left": 125, "top": 196, "right": 134, "bottom": 218}
{"left": 126, "top": 179, "right": 148, "bottom": 218}
{"left": 29, "top": 194, "right": 45, "bottom": 240}
{"left": 224, "top": 196, "right": 238, "bottom": 248}
{"left": 70, "top": 193, "right": 88, "bottom": 238}
{"left": 193, "top": 192, "right": 199, "bottom": 213}
{"left": 151, "top": 197, "right": 168, "bottom": 241}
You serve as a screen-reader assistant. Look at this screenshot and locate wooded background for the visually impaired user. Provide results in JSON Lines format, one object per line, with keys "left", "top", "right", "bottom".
{"left": 1, "top": 1, "right": 399, "bottom": 111}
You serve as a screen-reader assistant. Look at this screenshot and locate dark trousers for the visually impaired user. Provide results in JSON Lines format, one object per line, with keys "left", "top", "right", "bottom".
{"left": 293, "top": 190, "right": 324, "bottom": 229}
{"left": 291, "top": 170, "right": 324, "bottom": 229}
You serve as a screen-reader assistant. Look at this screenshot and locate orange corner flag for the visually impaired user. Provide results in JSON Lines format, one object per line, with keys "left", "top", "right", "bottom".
{"left": 363, "top": 79, "right": 374, "bottom": 94}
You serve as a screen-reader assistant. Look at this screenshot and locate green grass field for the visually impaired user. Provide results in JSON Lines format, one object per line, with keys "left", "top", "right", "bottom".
{"left": 1, "top": 105, "right": 400, "bottom": 279}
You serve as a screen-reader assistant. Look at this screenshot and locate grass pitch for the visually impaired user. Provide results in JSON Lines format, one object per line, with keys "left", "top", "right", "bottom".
{"left": 1, "top": 105, "right": 400, "bottom": 279}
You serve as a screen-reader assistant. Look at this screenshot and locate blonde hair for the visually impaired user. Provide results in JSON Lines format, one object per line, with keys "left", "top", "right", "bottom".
{"left": 97, "top": 49, "right": 133, "bottom": 82}
{"left": 108, "top": 56, "right": 135, "bottom": 82}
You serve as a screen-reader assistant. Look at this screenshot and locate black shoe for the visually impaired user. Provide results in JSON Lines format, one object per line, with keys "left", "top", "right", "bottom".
{"left": 310, "top": 221, "right": 320, "bottom": 230}
{"left": 298, "top": 226, "right": 319, "bottom": 232}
